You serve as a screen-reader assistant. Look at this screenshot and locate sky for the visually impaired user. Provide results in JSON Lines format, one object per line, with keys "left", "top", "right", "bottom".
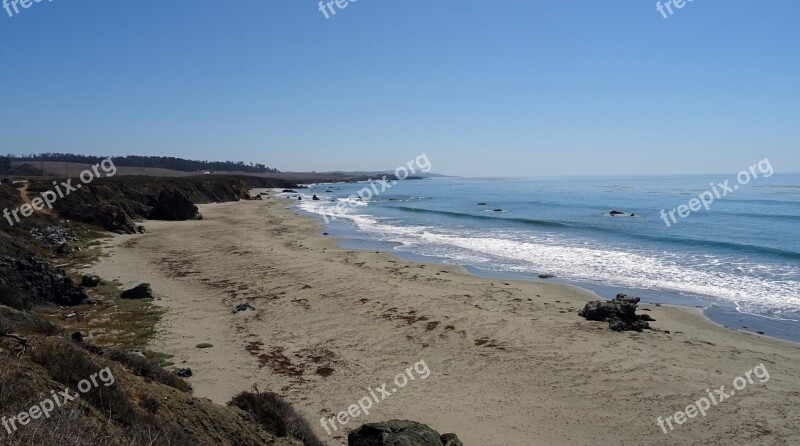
{"left": 0, "top": 0, "right": 798, "bottom": 177}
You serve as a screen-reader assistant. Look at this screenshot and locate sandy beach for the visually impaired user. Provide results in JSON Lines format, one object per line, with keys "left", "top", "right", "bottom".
{"left": 89, "top": 191, "right": 800, "bottom": 446}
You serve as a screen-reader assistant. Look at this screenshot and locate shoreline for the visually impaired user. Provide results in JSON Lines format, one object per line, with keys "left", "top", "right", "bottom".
{"left": 89, "top": 191, "right": 800, "bottom": 445}
{"left": 295, "top": 192, "right": 800, "bottom": 345}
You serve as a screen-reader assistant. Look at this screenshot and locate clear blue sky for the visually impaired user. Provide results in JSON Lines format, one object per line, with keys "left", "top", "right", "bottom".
{"left": 1, "top": 0, "right": 798, "bottom": 176}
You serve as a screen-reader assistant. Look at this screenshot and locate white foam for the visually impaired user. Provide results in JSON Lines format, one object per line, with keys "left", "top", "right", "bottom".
{"left": 298, "top": 199, "right": 800, "bottom": 317}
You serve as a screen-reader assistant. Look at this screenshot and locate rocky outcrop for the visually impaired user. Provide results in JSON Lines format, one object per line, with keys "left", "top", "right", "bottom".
{"left": 0, "top": 256, "right": 87, "bottom": 310}
{"left": 28, "top": 176, "right": 297, "bottom": 234}
{"left": 96, "top": 204, "right": 139, "bottom": 233}
{"left": 348, "top": 420, "right": 463, "bottom": 446}
{"left": 578, "top": 294, "right": 654, "bottom": 332}
{"left": 149, "top": 188, "right": 199, "bottom": 221}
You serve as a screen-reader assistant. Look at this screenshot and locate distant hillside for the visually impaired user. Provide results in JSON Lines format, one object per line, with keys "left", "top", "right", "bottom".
{"left": 7, "top": 153, "right": 279, "bottom": 174}
{"left": 324, "top": 170, "right": 448, "bottom": 178}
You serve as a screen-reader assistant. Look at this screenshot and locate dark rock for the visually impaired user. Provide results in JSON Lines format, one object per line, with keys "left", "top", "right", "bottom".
{"left": 149, "top": 188, "right": 199, "bottom": 221}
{"left": 538, "top": 274, "right": 555, "bottom": 279}
{"left": 175, "top": 368, "right": 193, "bottom": 378}
{"left": 81, "top": 274, "right": 101, "bottom": 287}
{"left": 312, "top": 195, "right": 320, "bottom": 201}
{"left": 440, "top": 433, "right": 464, "bottom": 446}
{"left": 0, "top": 256, "right": 88, "bottom": 309}
{"left": 477, "top": 202, "right": 487, "bottom": 206}
{"left": 609, "top": 211, "right": 625, "bottom": 216}
{"left": 493, "top": 209, "right": 503, "bottom": 212}
{"left": 282, "top": 189, "right": 297, "bottom": 193}
{"left": 120, "top": 283, "right": 153, "bottom": 300}
{"left": 233, "top": 303, "right": 256, "bottom": 314}
{"left": 85, "top": 345, "right": 104, "bottom": 355}
{"left": 322, "top": 232, "right": 329, "bottom": 236}
{"left": 71, "top": 332, "right": 84, "bottom": 343}
{"left": 95, "top": 204, "right": 138, "bottom": 233}
{"left": 298, "top": 196, "right": 302, "bottom": 200}
{"left": 348, "top": 420, "right": 462, "bottom": 446}
{"left": 136, "top": 225, "right": 146, "bottom": 234}
{"left": 578, "top": 294, "right": 652, "bottom": 332}
{"left": 1, "top": 178, "right": 12, "bottom": 184}
{"left": 56, "top": 242, "right": 74, "bottom": 255}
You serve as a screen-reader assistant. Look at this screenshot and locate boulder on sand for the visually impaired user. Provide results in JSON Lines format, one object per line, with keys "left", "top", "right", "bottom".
{"left": 578, "top": 294, "right": 654, "bottom": 332}
{"left": 232, "top": 303, "right": 256, "bottom": 314}
{"left": 348, "top": 420, "right": 463, "bottom": 446}
{"left": 81, "top": 274, "right": 101, "bottom": 287}
{"left": 120, "top": 283, "right": 154, "bottom": 299}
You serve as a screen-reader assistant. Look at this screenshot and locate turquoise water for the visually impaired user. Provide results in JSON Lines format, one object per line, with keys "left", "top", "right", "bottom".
{"left": 291, "top": 173, "right": 800, "bottom": 342}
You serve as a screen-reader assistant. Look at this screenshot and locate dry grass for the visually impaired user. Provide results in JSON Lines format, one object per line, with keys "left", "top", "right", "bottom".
{"left": 229, "top": 391, "right": 325, "bottom": 446}
{"left": 104, "top": 349, "right": 191, "bottom": 393}
{"left": 35, "top": 270, "right": 164, "bottom": 350}
{"left": 0, "top": 341, "right": 192, "bottom": 446}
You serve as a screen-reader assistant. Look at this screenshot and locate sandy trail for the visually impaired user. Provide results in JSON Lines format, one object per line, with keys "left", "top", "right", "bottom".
{"left": 90, "top": 193, "right": 800, "bottom": 446}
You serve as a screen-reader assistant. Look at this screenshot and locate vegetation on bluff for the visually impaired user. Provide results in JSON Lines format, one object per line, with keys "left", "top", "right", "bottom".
{"left": 6, "top": 153, "right": 279, "bottom": 174}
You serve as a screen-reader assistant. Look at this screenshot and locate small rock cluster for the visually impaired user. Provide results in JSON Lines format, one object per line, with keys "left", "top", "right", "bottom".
{"left": 348, "top": 420, "right": 463, "bottom": 446}
{"left": 29, "top": 226, "right": 76, "bottom": 249}
{"left": 578, "top": 294, "right": 655, "bottom": 332}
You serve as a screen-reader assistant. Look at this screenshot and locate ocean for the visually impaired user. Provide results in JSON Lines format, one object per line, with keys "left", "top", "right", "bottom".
{"left": 291, "top": 173, "right": 800, "bottom": 343}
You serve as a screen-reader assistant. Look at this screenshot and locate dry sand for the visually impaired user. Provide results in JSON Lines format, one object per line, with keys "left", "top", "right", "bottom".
{"left": 90, "top": 191, "right": 800, "bottom": 446}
